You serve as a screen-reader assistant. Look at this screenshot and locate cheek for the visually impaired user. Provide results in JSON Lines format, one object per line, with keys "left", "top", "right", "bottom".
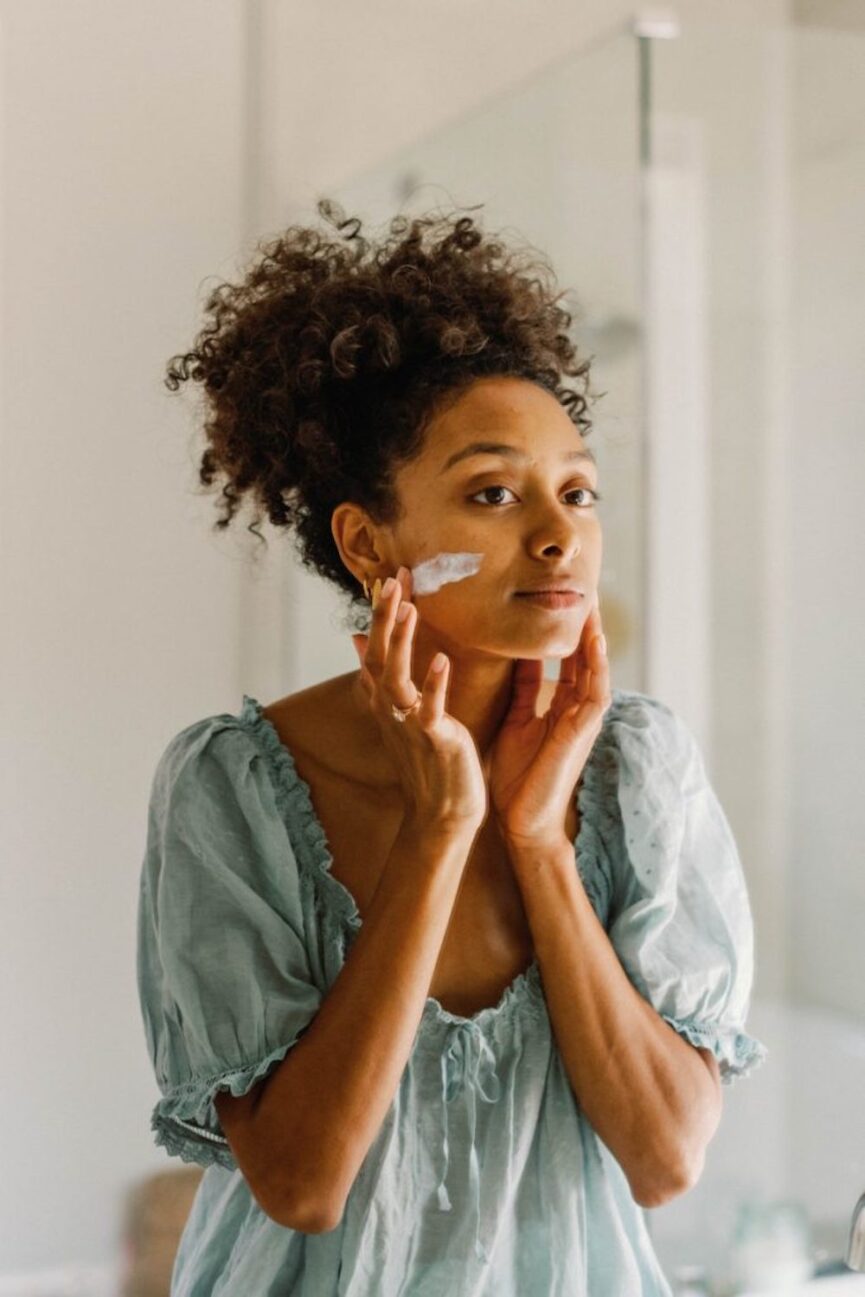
{"left": 410, "top": 551, "right": 484, "bottom": 596}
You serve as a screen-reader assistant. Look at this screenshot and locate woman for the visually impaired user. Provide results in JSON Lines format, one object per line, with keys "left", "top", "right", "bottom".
{"left": 136, "top": 201, "right": 767, "bottom": 1295}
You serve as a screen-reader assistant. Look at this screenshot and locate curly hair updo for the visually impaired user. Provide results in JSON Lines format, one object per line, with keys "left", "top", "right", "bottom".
{"left": 164, "top": 198, "right": 600, "bottom": 631}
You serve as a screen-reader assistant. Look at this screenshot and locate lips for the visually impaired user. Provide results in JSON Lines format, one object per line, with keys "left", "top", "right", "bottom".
{"left": 515, "top": 585, "right": 584, "bottom": 596}
{"left": 515, "top": 590, "right": 583, "bottom": 610}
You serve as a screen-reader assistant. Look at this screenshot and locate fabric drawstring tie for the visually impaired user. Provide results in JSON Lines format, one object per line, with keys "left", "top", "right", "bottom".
{"left": 435, "top": 1021, "right": 502, "bottom": 1263}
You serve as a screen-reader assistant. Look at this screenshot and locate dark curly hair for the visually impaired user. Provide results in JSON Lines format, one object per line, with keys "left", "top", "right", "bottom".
{"left": 164, "top": 198, "right": 601, "bottom": 631}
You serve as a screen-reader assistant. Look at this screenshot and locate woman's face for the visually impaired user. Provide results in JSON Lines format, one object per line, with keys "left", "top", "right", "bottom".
{"left": 385, "top": 375, "right": 603, "bottom": 662}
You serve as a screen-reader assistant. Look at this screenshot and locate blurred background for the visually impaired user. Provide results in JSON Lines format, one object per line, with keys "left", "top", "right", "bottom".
{"left": 1, "top": 1, "right": 863, "bottom": 1293}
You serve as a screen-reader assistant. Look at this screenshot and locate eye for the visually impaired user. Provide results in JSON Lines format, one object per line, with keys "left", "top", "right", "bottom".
{"left": 468, "top": 485, "right": 602, "bottom": 507}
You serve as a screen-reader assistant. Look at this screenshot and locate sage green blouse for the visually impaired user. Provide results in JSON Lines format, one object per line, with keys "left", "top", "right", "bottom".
{"left": 136, "top": 687, "right": 767, "bottom": 1296}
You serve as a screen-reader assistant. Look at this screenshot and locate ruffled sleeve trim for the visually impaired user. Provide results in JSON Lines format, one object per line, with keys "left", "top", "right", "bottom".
{"left": 661, "top": 1012, "right": 769, "bottom": 1086}
{"left": 239, "top": 691, "right": 631, "bottom": 939}
{"left": 150, "top": 1032, "right": 309, "bottom": 1172}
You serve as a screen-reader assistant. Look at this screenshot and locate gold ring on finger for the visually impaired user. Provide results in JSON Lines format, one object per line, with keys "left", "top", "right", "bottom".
{"left": 390, "top": 696, "right": 422, "bottom": 723}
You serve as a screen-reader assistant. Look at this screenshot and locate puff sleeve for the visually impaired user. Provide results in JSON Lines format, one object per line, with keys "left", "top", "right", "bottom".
{"left": 136, "top": 716, "right": 324, "bottom": 1169}
{"left": 603, "top": 693, "right": 768, "bottom": 1085}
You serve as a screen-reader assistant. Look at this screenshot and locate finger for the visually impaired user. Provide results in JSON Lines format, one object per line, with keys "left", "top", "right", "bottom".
{"left": 363, "top": 575, "right": 402, "bottom": 676}
{"left": 395, "top": 563, "right": 413, "bottom": 601}
{"left": 557, "top": 641, "right": 580, "bottom": 689}
{"left": 576, "top": 605, "right": 601, "bottom": 690}
{"left": 550, "top": 607, "right": 609, "bottom": 731}
{"left": 419, "top": 651, "right": 449, "bottom": 724}
{"left": 382, "top": 596, "right": 420, "bottom": 704}
{"left": 351, "top": 633, "right": 367, "bottom": 664}
{"left": 551, "top": 606, "right": 595, "bottom": 708}
{"left": 588, "top": 623, "right": 610, "bottom": 704}
{"left": 505, "top": 658, "right": 544, "bottom": 726}
{"left": 586, "top": 609, "right": 606, "bottom": 700}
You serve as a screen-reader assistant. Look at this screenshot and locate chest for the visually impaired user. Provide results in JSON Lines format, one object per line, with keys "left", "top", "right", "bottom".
{"left": 290, "top": 749, "right": 579, "bottom": 1019}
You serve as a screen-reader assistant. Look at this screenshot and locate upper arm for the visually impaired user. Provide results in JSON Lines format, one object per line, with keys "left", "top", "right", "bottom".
{"left": 674, "top": 1045, "right": 722, "bottom": 1194}
{"left": 213, "top": 1084, "right": 263, "bottom": 1165}
{"left": 213, "top": 1084, "right": 280, "bottom": 1217}
{"left": 696, "top": 1046, "right": 723, "bottom": 1128}
{"left": 213, "top": 1087, "right": 262, "bottom": 1176}
{"left": 698, "top": 1046, "right": 722, "bottom": 1090}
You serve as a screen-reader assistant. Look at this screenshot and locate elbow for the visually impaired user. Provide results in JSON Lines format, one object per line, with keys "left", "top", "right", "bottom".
{"left": 631, "top": 1145, "right": 706, "bottom": 1210}
{"left": 629, "top": 1059, "right": 721, "bottom": 1209}
{"left": 267, "top": 1187, "right": 344, "bottom": 1234}
{"left": 631, "top": 1177, "right": 678, "bottom": 1210}
{"left": 252, "top": 1163, "right": 343, "bottom": 1233}
{"left": 247, "top": 1137, "right": 345, "bottom": 1233}
{"left": 298, "top": 1196, "right": 345, "bottom": 1235}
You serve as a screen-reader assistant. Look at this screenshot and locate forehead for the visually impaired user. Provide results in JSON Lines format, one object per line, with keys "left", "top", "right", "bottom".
{"left": 418, "top": 376, "right": 588, "bottom": 465}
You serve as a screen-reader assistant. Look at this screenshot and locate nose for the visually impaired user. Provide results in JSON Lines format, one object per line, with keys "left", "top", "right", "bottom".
{"left": 527, "top": 504, "right": 585, "bottom": 559}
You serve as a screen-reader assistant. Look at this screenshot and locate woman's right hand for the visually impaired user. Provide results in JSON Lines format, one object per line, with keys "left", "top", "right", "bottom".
{"left": 351, "top": 565, "right": 488, "bottom": 836}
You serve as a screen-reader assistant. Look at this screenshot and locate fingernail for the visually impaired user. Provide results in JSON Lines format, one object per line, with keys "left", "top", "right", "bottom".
{"left": 382, "top": 576, "right": 396, "bottom": 598}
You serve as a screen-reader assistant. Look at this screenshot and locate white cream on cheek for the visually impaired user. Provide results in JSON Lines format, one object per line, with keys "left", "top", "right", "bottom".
{"left": 409, "top": 551, "right": 484, "bottom": 596}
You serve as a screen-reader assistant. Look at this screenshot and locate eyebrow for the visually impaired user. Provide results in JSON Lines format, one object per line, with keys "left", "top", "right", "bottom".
{"left": 438, "top": 441, "right": 598, "bottom": 475}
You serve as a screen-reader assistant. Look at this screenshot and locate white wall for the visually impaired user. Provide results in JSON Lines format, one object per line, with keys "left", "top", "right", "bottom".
{"left": 648, "top": 15, "right": 865, "bottom": 1020}
{"left": 647, "top": 12, "right": 795, "bottom": 997}
{"left": 787, "top": 27, "right": 865, "bottom": 1019}
{"left": 0, "top": 0, "right": 248, "bottom": 1272}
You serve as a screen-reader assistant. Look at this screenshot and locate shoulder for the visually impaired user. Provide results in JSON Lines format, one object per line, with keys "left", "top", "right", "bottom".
{"left": 606, "top": 685, "right": 681, "bottom": 729}
{"left": 258, "top": 675, "right": 346, "bottom": 762}
{"left": 600, "top": 688, "right": 705, "bottom": 797}
{"left": 605, "top": 687, "right": 697, "bottom": 750}
{"left": 149, "top": 706, "right": 261, "bottom": 814}
{"left": 261, "top": 673, "right": 402, "bottom": 794}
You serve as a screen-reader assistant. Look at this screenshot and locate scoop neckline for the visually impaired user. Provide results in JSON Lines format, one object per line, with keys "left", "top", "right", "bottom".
{"left": 236, "top": 691, "right": 612, "bottom": 1031}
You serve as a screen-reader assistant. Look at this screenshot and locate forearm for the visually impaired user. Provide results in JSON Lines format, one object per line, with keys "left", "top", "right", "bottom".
{"left": 253, "top": 816, "right": 475, "bottom": 1227}
{"left": 507, "top": 837, "right": 721, "bottom": 1207}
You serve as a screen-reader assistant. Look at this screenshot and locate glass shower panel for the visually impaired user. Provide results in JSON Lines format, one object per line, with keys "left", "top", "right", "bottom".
{"left": 331, "top": 32, "right": 645, "bottom": 687}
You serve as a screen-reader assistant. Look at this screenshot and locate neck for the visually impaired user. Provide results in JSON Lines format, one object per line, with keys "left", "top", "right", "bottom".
{"left": 347, "top": 651, "right": 520, "bottom": 782}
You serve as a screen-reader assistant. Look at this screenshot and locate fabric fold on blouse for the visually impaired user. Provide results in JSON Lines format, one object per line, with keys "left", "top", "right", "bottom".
{"left": 436, "top": 1020, "right": 503, "bottom": 1262}
{"left": 135, "top": 686, "right": 768, "bottom": 1297}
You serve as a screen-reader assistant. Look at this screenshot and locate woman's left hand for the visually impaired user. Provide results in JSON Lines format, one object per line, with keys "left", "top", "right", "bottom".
{"left": 488, "top": 600, "right": 612, "bottom": 850}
